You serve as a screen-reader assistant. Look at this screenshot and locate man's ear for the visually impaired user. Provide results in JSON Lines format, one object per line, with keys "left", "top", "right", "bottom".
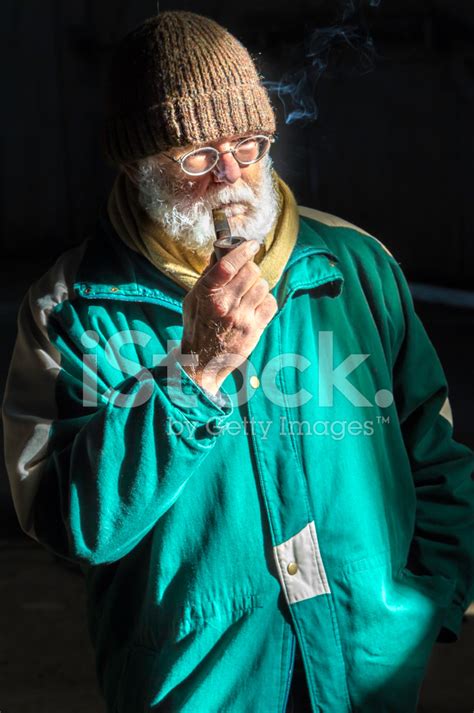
{"left": 121, "top": 161, "right": 140, "bottom": 186}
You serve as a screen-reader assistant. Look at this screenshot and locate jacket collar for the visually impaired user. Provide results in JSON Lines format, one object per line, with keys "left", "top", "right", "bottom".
{"left": 73, "top": 208, "right": 344, "bottom": 316}
{"left": 273, "top": 215, "right": 344, "bottom": 315}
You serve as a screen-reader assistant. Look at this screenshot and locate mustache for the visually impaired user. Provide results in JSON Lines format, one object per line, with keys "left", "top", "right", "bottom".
{"left": 196, "top": 184, "right": 258, "bottom": 211}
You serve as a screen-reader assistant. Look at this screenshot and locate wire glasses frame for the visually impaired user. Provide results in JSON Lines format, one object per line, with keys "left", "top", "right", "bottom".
{"left": 161, "top": 134, "right": 277, "bottom": 176}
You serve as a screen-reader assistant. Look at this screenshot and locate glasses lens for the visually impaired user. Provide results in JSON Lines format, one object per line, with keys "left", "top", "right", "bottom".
{"left": 235, "top": 136, "right": 270, "bottom": 164}
{"left": 181, "top": 148, "right": 218, "bottom": 175}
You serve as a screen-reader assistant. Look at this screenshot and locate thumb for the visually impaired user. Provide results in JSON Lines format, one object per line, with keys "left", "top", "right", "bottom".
{"left": 201, "top": 250, "right": 217, "bottom": 276}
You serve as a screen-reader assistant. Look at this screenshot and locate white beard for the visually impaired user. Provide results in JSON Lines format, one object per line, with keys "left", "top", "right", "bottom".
{"left": 135, "top": 154, "right": 280, "bottom": 258}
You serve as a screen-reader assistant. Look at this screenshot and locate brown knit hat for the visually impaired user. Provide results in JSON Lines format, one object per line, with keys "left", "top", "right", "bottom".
{"left": 103, "top": 11, "right": 276, "bottom": 165}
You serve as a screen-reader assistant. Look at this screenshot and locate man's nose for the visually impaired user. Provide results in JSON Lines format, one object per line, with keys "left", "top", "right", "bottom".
{"left": 211, "top": 151, "right": 242, "bottom": 184}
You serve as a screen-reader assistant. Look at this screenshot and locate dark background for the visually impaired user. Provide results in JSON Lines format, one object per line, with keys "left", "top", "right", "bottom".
{"left": 0, "top": 2, "right": 473, "bottom": 711}
{"left": 2, "top": 0, "right": 474, "bottom": 280}
{"left": 1, "top": 0, "right": 473, "bottom": 531}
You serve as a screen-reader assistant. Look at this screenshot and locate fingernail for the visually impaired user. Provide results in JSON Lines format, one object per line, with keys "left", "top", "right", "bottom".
{"left": 249, "top": 240, "right": 260, "bottom": 253}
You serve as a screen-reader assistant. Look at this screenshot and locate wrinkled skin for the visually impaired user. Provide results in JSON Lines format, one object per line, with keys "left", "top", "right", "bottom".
{"left": 180, "top": 239, "right": 278, "bottom": 394}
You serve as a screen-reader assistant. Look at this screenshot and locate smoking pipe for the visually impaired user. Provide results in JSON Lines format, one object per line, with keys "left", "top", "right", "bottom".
{"left": 212, "top": 208, "right": 250, "bottom": 260}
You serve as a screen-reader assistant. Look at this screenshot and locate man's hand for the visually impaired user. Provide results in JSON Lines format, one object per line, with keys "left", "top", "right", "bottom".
{"left": 179, "top": 239, "right": 278, "bottom": 395}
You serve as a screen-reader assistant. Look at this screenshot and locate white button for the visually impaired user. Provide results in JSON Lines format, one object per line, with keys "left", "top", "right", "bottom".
{"left": 249, "top": 375, "right": 260, "bottom": 389}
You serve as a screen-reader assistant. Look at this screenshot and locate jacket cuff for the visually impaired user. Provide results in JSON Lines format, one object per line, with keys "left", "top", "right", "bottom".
{"left": 154, "top": 349, "right": 233, "bottom": 431}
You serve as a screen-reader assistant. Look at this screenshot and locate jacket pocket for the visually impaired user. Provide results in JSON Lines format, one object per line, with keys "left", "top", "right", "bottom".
{"left": 171, "top": 591, "right": 263, "bottom": 642}
{"left": 115, "top": 591, "right": 264, "bottom": 712}
{"left": 336, "top": 552, "right": 456, "bottom": 712}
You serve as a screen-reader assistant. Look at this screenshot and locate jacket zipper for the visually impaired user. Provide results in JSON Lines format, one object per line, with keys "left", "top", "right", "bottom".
{"left": 282, "top": 634, "right": 296, "bottom": 712}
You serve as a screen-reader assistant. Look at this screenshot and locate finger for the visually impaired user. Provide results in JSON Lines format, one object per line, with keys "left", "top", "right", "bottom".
{"left": 225, "top": 261, "right": 262, "bottom": 303}
{"left": 201, "top": 251, "right": 217, "bottom": 277}
{"left": 182, "top": 289, "right": 197, "bottom": 325}
{"left": 200, "top": 261, "right": 261, "bottom": 317}
{"left": 200, "top": 239, "right": 260, "bottom": 291}
{"left": 188, "top": 253, "right": 217, "bottom": 322}
{"left": 254, "top": 294, "right": 278, "bottom": 327}
{"left": 239, "top": 275, "right": 270, "bottom": 310}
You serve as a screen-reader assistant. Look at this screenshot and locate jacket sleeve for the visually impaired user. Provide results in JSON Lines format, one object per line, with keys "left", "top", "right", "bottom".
{"left": 1, "top": 282, "right": 234, "bottom": 567}
{"left": 387, "top": 257, "right": 474, "bottom": 642}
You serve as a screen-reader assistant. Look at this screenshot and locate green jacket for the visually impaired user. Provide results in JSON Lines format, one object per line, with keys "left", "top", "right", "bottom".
{"left": 3, "top": 205, "right": 473, "bottom": 713}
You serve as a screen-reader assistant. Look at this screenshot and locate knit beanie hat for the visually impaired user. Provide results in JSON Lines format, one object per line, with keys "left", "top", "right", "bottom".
{"left": 103, "top": 11, "right": 276, "bottom": 165}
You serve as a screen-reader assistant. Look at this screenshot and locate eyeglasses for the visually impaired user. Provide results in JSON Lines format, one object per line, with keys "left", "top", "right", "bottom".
{"left": 161, "top": 134, "right": 276, "bottom": 176}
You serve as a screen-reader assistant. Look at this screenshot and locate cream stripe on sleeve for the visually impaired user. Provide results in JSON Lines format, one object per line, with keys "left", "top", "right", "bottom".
{"left": 1, "top": 241, "right": 88, "bottom": 539}
{"left": 298, "top": 205, "right": 393, "bottom": 257}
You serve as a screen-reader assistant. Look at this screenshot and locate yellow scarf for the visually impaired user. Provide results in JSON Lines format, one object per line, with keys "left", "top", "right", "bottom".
{"left": 107, "top": 168, "right": 299, "bottom": 292}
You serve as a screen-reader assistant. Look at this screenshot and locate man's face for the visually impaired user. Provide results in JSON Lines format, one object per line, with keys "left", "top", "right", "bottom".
{"left": 124, "top": 133, "right": 280, "bottom": 256}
